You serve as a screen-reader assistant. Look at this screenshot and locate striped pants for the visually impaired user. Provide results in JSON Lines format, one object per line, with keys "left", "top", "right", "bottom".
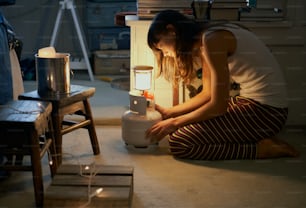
{"left": 168, "top": 96, "right": 288, "bottom": 160}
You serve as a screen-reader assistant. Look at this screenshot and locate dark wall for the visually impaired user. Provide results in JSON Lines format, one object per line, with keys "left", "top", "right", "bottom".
{"left": 1, "top": 0, "right": 86, "bottom": 59}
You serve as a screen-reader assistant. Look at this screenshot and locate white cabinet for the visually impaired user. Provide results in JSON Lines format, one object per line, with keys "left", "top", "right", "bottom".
{"left": 247, "top": 23, "right": 306, "bottom": 126}
{"left": 127, "top": 20, "right": 175, "bottom": 108}
{"left": 270, "top": 45, "right": 306, "bottom": 125}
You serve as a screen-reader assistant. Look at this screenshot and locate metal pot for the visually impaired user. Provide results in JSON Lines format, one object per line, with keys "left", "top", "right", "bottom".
{"left": 35, "top": 53, "right": 71, "bottom": 96}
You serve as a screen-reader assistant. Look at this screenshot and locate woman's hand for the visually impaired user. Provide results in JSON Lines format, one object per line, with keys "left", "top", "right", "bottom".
{"left": 155, "top": 104, "right": 171, "bottom": 119}
{"left": 146, "top": 118, "right": 177, "bottom": 142}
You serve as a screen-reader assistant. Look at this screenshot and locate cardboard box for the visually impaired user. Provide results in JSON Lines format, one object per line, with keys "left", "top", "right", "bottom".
{"left": 94, "top": 50, "right": 130, "bottom": 75}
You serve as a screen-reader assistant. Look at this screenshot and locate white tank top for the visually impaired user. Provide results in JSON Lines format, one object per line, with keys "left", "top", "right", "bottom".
{"left": 203, "top": 24, "right": 288, "bottom": 108}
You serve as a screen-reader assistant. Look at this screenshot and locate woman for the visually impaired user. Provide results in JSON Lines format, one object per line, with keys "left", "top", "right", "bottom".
{"left": 145, "top": 10, "right": 299, "bottom": 160}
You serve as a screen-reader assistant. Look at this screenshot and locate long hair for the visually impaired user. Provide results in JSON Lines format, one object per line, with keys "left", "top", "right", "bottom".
{"left": 147, "top": 10, "right": 250, "bottom": 85}
{"left": 147, "top": 10, "right": 206, "bottom": 84}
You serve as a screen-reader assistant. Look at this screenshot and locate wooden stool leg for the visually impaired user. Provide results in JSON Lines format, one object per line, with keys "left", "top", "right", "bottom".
{"left": 83, "top": 99, "right": 100, "bottom": 155}
{"left": 30, "top": 132, "right": 44, "bottom": 207}
{"left": 46, "top": 118, "right": 58, "bottom": 176}
{"left": 52, "top": 113, "right": 64, "bottom": 166}
{"left": 48, "top": 143, "right": 57, "bottom": 177}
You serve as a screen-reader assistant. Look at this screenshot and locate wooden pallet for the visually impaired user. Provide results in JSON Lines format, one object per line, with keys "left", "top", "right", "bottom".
{"left": 44, "top": 164, "right": 134, "bottom": 208}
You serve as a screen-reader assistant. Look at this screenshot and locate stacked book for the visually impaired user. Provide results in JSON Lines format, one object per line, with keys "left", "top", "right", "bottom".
{"left": 137, "top": 0, "right": 193, "bottom": 20}
{"left": 137, "top": 0, "right": 248, "bottom": 21}
{"left": 239, "top": 8, "right": 285, "bottom": 22}
{"left": 210, "top": 0, "right": 248, "bottom": 21}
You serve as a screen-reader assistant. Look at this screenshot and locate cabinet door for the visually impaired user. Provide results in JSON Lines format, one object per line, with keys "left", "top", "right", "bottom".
{"left": 245, "top": 22, "right": 306, "bottom": 126}
{"left": 86, "top": 1, "right": 136, "bottom": 27}
{"left": 270, "top": 46, "right": 306, "bottom": 125}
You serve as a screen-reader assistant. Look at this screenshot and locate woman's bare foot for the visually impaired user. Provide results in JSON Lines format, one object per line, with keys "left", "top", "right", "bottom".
{"left": 257, "top": 137, "right": 300, "bottom": 159}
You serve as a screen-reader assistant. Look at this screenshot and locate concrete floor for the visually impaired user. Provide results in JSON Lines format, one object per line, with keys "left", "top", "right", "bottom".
{"left": 1, "top": 77, "right": 306, "bottom": 208}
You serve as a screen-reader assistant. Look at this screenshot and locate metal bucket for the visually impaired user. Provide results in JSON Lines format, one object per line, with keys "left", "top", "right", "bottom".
{"left": 35, "top": 53, "right": 71, "bottom": 96}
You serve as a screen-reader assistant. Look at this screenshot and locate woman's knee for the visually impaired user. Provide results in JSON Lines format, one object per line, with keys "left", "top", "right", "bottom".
{"left": 168, "top": 136, "right": 194, "bottom": 159}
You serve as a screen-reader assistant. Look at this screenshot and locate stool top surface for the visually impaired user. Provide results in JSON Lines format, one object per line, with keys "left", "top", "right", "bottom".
{"left": 0, "top": 100, "right": 52, "bottom": 128}
{"left": 18, "top": 85, "right": 95, "bottom": 106}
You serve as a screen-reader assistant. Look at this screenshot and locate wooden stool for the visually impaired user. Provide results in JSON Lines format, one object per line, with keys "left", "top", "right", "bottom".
{"left": 0, "top": 100, "right": 57, "bottom": 207}
{"left": 19, "top": 85, "right": 100, "bottom": 166}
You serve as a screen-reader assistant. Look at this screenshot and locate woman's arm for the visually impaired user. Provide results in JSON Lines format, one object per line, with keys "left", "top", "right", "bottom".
{"left": 171, "top": 30, "right": 234, "bottom": 126}
{"left": 160, "top": 65, "right": 212, "bottom": 119}
{"left": 147, "top": 30, "right": 236, "bottom": 141}
{"left": 163, "top": 30, "right": 235, "bottom": 119}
